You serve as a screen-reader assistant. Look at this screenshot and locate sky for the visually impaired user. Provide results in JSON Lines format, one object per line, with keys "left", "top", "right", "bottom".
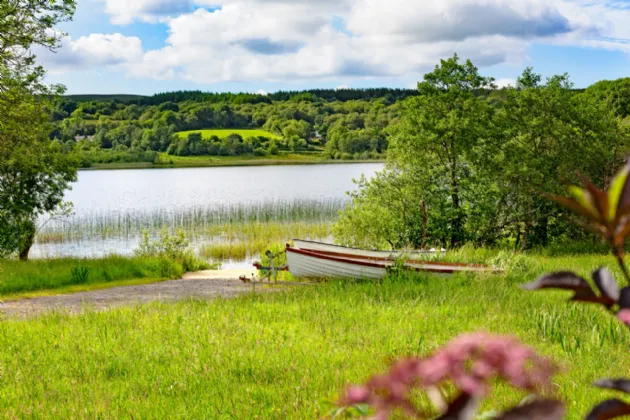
{"left": 37, "top": 0, "right": 630, "bottom": 95}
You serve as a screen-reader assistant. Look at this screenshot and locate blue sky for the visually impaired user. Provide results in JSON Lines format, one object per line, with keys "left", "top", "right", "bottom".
{"left": 40, "top": 0, "right": 630, "bottom": 95}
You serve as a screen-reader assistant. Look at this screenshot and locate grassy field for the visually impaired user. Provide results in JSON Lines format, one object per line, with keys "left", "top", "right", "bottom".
{"left": 0, "top": 252, "right": 628, "bottom": 418}
{"left": 0, "top": 256, "right": 184, "bottom": 298}
{"left": 175, "top": 128, "right": 283, "bottom": 140}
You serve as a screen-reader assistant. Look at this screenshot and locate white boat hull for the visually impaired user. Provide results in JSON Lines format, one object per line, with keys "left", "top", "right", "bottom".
{"left": 292, "top": 239, "right": 437, "bottom": 260}
{"left": 287, "top": 247, "right": 388, "bottom": 279}
{"left": 286, "top": 247, "right": 495, "bottom": 280}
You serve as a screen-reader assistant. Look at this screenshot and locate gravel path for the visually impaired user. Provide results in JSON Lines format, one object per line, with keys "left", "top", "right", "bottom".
{"left": 1, "top": 272, "right": 260, "bottom": 318}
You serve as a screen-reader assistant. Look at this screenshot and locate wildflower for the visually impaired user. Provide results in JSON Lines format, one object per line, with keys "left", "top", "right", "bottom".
{"left": 617, "top": 309, "right": 630, "bottom": 327}
{"left": 340, "top": 333, "right": 555, "bottom": 419}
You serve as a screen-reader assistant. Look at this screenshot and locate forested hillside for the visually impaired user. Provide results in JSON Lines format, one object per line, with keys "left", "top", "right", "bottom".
{"left": 51, "top": 89, "right": 418, "bottom": 167}
{"left": 51, "top": 80, "right": 630, "bottom": 169}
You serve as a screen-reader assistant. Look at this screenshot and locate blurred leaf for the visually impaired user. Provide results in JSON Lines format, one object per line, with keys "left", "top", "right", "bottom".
{"left": 568, "top": 186, "right": 599, "bottom": 218}
{"left": 586, "top": 399, "right": 630, "bottom": 420}
{"left": 608, "top": 164, "right": 630, "bottom": 221}
{"left": 594, "top": 379, "right": 630, "bottom": 394}
{"left": 617, "top": 161, "right": 630, "bottom": 214}
{"left": 619, "top": 287, "right": 630, "bottom": 309}
{"left": 592, "top": 268, "right": 620, "bottom": 305}
{"left": 614, "top": 221, "right": 630, "bottom": 247}
{"left": 522, "top": 272, "right": 593, "bottom": 292}
{"left": 547, "top": 194, "right": 599, "bottom": 220}
{"left": 581, "top": 176, "right": 609, "bottom": 223}
{"left": 570, "top": 289, "right": 609, "bottom": 305}
{"left": 436, "top": 392, "right": 479, "bottom": 420}
{"left": 494, "top": 399, "right": 565, "bottom": 420}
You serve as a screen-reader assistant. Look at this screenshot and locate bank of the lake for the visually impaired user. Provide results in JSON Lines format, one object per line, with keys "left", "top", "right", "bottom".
{"left": 84, "top": 152, "right": 384, "bottom": 170}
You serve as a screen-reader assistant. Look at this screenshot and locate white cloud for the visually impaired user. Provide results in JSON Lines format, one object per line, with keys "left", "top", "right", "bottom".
{"left": 346, "top": 0, "right": 575, "bottom": 42}
{"left": 494, "top": 78, "right": 517, "bottom": 88}
{"left": 51, "top": 0, "right": 630, "bottom": 85}
{"left": 336, "top": 85, "right": 350, "bottom": 90}
{"left": 99, "top": 0, "right": 192, "bottom": 24}
{"left": 256, "top": 89, "right": 268, "bottom": 95}
{"left": 39, "top": 33, "right": 143, "bottom": 72}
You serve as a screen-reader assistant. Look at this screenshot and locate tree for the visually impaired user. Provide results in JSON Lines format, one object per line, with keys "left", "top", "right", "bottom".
{"left": 388, "top": 54, "right": 495, "bottom": 247}
{"left": 0, "top": 0, "right": 78, "bottom": 259}
{"left": 489, "top": 69, "right": 627, "bottom": 248}
{"left": 333, "top": 167, "right": 430, "bottom": 250}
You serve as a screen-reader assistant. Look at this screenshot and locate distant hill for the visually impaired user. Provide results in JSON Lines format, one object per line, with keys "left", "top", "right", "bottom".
{"left": 64, "top": 94, "right": 148, "bottom": 102}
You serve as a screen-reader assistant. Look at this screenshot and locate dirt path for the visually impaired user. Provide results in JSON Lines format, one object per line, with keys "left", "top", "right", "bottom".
{"left": 1, "top": 270, "right": 260, "bottom": 318}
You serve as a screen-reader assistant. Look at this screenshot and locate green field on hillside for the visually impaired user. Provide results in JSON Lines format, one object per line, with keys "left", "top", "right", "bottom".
{"left": 176, "top": 129, "right": 282, "bottom": 140}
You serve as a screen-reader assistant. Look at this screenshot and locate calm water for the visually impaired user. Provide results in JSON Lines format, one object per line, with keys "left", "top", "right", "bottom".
{"left": 32, "top": 163, "right": 383, "bottom": 259}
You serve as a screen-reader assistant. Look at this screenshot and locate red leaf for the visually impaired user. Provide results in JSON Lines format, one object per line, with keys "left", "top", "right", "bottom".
{"left": 546, "top": 194, "right": 600, "bottom": 221}
{"left": 586, "top": 399, "right": 630, "bottom": 420}
{"left": 594, "top": 379, "right": 630, "bottom": 395}
{"left": 522, "top": 272, "right": 593, "bottom": 293}
{"left": 495, "top": 399, "right": 565, "bottom": 420}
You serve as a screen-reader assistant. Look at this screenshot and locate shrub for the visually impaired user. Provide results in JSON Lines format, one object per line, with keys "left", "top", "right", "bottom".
{"left": 70, "top": 265, "right": 90, "bottom": 284}
{"left": 134, "top": 228, "right": 209, "bottom": 272}
{"left": 253, "top": 147, "right": 267, "bottom": 156}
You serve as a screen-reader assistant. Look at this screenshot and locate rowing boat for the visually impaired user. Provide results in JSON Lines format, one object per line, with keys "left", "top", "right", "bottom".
{"left": 285, "top": 244, "right": 497, "bottom": 279}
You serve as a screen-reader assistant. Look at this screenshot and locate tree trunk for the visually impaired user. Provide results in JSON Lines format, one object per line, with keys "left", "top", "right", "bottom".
{"left": 420, "top": 200, "right": 428, "bottom": 249}
{"left": 18, "top": 220, "right": 36, "bottom": 261}
{"left": 449, "top": 136, "right": 462, "bottom": 248}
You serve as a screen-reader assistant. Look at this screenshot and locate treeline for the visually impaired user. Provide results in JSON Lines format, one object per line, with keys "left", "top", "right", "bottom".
{"left": 66, "top": 88, "right": 419, "bottom": 106}
{"left": 334, "top": 56, "right": 630, "bottom": 251}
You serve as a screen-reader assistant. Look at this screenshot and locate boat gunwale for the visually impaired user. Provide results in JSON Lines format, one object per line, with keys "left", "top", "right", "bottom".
{"left": 286, "top": 246, "right": 494, "bottom": 274}
{"left": 294, "top": 248, "right": 488, "bottom": 268}
{"left": 291, "top": 239, "right": 437, "bottom": 254}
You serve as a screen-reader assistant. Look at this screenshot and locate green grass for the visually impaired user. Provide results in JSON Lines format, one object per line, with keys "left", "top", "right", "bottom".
{"left": 0, "top": 252, "right": 628, "bottom": 418}
{"left": 175, "top": 129, "right": 283, "bottom": 140}
{"left": 0, "top": 256, "right": 184, "bottom": 297}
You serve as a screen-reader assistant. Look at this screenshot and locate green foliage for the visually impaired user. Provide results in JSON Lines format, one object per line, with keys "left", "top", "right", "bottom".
{"left": 134, "top": 228, "right": 209, "bottom": 272}
{"left": 336, "top": 56, "right": 630, "bottom": 251}
{"left": 0, "top": 0, "right": 78, "bottom": 259}
{"left": 334, "top": 168, "right": 430, "bottom": 249}
{"left": 70, "top": 265, "right": 90, "bottom": 284}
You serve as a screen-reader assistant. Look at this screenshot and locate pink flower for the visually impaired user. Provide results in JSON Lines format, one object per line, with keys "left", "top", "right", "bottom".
{"left": 343, "top": 386, "right": 370, "bottom": 405}
{"left": 340, "top": 333, "right": 556, "bottom": 419}
{"left": 617, "top": 309, "right": 630, "bottom": 327}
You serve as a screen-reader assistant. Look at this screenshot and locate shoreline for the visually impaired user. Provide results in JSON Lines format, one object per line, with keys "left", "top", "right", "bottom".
{"left": 80, "top": 158, "right": 386, "bottom": 171}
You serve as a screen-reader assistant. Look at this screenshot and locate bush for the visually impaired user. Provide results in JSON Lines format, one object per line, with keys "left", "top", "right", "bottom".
{"left": 253, "top": 147, "right": 268, "bottom": 156}
{"left": 135, "top": 228, "right": 209, "bottom": 272}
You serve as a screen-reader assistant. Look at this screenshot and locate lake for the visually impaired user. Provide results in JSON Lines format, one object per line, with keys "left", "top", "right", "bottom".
{"left": 32, "top": 163, "right": 384, "bottom": 260}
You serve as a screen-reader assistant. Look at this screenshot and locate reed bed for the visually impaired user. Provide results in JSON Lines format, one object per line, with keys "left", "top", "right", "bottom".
{"left": 36, "top": 199, "right": 344, "bottom": 245}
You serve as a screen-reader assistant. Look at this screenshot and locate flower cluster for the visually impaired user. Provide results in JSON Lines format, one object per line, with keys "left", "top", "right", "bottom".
{"left": 340, "top": 333, "right": 555, "bottom": 419}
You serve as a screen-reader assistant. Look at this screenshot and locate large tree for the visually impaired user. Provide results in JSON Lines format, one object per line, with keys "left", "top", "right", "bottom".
{"left": 490, "top": 69, "right": 627, "bottom": 248}
{"left": 388, "top": 54, "right": 495, "bottom": 247}
{"left": 0, "top": 0, "right": 77, "bottom": 259}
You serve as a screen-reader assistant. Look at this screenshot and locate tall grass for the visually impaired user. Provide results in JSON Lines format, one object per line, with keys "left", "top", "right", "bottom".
{"left": 37, "top": 199, "right": 344, "bottom": 244}
{"left": 0, "top": 254, "right": 627, "bottom": 418}
{"left": 0, "top": 256, "right": 183, "bottom": 296}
